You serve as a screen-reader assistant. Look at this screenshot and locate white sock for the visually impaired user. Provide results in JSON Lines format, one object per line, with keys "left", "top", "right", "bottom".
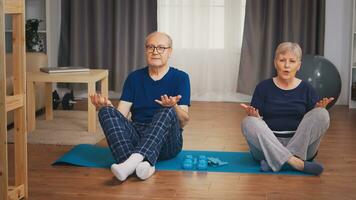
{"left": 136, "top": 161, "right": 155, "bottom": 180}
{"left": 111, "top": 153, "right": 144, "bottom": 181}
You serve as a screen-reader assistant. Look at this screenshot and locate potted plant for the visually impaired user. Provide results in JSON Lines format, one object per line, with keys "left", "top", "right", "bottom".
{"left": 26, "top": 19, "right": 45, "bottom": 52}
{"left": 24, "top": 18, "right": 48, "bottom": 73}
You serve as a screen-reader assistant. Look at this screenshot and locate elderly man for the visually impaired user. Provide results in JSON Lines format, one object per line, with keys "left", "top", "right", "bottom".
{"left": 90, "top": 32, "right": 190, "bottom": 181}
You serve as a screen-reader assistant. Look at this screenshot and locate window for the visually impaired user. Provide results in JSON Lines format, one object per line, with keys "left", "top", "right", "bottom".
{"left": 158, "top": 0, "right": 228, "bottom": 49}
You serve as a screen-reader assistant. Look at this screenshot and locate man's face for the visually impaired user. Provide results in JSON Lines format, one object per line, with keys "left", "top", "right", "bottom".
{"left": 145, "top": 34, "right": 172, "bottom": 68}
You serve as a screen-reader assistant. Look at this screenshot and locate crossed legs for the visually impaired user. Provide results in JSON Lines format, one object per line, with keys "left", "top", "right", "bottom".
{"left": 98, "top": 106, "right": 182, "bottom": 181}
{"left": 241, "top": 107, "right": 330, "bottom": 175}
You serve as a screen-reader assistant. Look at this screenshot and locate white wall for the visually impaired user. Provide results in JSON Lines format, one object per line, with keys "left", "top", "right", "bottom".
{"left": 26, "top": 0, "right": 46, "bottom": 30}
{"left": 24, "top": 0, "right": 61, "bottom": 67}
{"left": 46, "top": 1, "right": 61, "bottom": 68}
{"left": 324, "top": 0, "right": 353, "bottom": 105}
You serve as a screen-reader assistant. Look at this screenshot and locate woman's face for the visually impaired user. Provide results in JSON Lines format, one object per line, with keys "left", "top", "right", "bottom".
{"left": 274, "top": 51, "right": 301, "bottom": 81}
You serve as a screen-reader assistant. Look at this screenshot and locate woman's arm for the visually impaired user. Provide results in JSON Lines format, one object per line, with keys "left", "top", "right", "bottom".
{"left": 315, "top": 97, "right": 334, "bottom": 108}
{"left": 240, "top": 103, "right": 261, "bottom": 118}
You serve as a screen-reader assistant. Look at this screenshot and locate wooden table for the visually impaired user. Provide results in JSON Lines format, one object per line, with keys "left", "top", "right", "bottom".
{"left": 27, "top": 69, "right": 108, "bottom": 133}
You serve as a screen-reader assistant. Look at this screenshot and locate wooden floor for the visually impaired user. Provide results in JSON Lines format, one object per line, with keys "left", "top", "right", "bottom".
{"left": 7, "top": 102, "right": 356, "bottom": 200}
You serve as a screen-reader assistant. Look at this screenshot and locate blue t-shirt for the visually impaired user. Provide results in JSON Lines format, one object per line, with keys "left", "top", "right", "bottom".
{"left": 251, "top": 79, "right": 318, "bottom": 131}
{"left": 120, "top": 66, "right": 191, "bottom": 123}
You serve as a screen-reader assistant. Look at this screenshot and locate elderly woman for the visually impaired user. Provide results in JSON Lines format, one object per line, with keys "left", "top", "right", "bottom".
{"left": 240, "top": 42, "right": 334, "bottom": 175}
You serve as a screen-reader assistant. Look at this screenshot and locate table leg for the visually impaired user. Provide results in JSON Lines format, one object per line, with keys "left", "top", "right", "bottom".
{"left": 26, "top": 81, "right": 35, "bottom": 132}
{"left": 44, "top": 83, "right": 53, "bottom": 120}
{"left": 101, "top": 75, "right": 108, "bottom": 98}
{"left": 88, "top": 82, "right": 96, "bottom": 133}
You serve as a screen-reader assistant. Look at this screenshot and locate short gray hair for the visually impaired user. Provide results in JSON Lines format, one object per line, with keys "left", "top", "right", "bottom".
{"left": 274, "top": 42, "right": 302, "bottom": 61}
{"left": 145, "top": 31, "right": 173, "bottom": 47}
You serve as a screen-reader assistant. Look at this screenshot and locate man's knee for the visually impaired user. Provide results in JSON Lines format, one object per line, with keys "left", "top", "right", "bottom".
{"left": 161, "top": 107, "right": 175, "bottom": 113}
{"left": 156, "top": 107, "right": 176, "bottom": 118}
{"left": 98, "top": 106, "right": 112, "bottom": 117}
{"left": 98, "top": 106, "right": 125, "bottom": 120}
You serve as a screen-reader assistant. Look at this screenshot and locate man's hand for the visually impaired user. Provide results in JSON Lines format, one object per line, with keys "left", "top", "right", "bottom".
{"left": 155, "top": 94, "right": 182, "bottom": 107}
{"left": 240, "top": 103, "right": 261, "bottom": 118}
{"left": 89, "top": 93, "right": 113, "bottom": 109}
{"left": 315, "top": 97, "right": 335, "bottom": 108}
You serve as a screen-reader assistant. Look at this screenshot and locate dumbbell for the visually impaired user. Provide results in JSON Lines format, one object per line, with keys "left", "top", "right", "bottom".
{"left": 197, "top": 155, "right": 208, "bottom": 170}
{"left": 52, "top": 90, "right": 61, "bottom": 110}
{"left": 62, "top": 90, "right": 76, "bottom": 110}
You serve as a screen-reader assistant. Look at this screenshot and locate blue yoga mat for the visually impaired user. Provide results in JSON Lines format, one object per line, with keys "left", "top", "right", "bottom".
{"left": 53, "top": 144, "right": 308, "bottom": 175}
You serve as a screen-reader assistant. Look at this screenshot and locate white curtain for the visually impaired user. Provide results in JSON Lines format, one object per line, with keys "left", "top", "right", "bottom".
{"left": 158, "top": 0, "right": 250, "bottom": 102}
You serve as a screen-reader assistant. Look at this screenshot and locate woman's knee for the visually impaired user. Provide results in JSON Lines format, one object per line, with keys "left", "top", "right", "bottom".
{"left": 309, "top": 107, "right": 330, "bottom": 127}
{"left": 241, "top": 116, "right": 261, "bottom": 137}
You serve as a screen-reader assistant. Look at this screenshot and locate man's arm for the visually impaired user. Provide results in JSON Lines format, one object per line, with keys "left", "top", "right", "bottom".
{"left": 89, "top": 94, "right": 132, "bottom": 119}
{"left": 154, "top": 94, "right": 189, "bottom": 128}
{"left": 174, "top": 105, "right": 189, "bottom": 128}
{"left": 117, "top": 100, "right": 133, "bottom": 119}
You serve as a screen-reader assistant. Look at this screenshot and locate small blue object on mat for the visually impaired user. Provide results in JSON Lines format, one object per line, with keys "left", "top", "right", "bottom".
{"left": 207, "top": 157, "right": 228, "bottom": 167}
{"left": 53, "top": 144, "right": 308, "bottom": 175}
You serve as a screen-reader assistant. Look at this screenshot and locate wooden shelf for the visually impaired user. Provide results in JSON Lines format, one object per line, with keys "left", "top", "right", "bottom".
{"left": 5, "top": 0, "right": 24, "bottom": 14}
{"left": 6, "top": 94, "right": 24, "bottom": 112}
{"left": 6, "top": 29, "right": 46, "bottom": 33}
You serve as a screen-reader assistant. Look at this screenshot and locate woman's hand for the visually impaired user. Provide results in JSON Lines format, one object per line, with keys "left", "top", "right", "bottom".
{"left": 155, "top": 94, "right": 181, "bottom": 107}
{"left": 89, "top": 93, "right": 113, "bottom": 109}
{"left": 240, "top": 103, "right": 261, "bottom": 118}
{"left": 315, "top": 97, "right": 335, "bottom": 108}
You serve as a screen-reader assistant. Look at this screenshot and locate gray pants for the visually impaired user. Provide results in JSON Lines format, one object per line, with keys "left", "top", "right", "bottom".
{"left": 241, "top": 107, "right": 330, "bottom": 171}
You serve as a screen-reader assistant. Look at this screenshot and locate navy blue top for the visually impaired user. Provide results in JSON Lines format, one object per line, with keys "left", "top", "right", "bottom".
{"left": 120, "top": 66, "right": 191, "bottom": 123}
{"left": 251, "top": 79, "right": 319, "bottom": 131}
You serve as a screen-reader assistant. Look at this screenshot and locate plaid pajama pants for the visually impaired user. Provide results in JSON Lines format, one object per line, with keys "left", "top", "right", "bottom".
{"left": 98, "top": 106, "right": 183, "bottom": 165}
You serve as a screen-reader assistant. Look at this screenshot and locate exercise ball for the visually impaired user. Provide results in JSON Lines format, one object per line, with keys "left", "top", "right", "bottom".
{"left": 297, "top": 55, "right": 341, "bottom": 109}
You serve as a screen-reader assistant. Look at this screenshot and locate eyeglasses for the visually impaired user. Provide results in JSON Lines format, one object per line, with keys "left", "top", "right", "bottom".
{"left": 145, "top": 45, "right": 171, "bottom": 54}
